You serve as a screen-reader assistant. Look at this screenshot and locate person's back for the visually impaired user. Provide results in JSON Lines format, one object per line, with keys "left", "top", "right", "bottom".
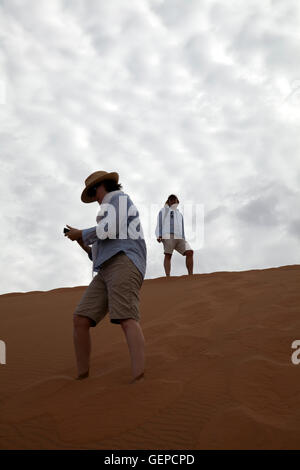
{"left": 85, "top": 190, "right": 146, "bottom": 280}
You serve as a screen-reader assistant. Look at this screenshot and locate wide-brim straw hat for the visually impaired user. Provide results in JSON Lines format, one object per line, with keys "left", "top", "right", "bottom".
{"left": 81, "top": 170, "right": 119, "bottom": 203}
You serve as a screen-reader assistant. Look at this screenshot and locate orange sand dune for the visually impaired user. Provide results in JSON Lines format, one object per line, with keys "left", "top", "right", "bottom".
{"left": 1, "top": 265, "right": 300, "bottom": 449}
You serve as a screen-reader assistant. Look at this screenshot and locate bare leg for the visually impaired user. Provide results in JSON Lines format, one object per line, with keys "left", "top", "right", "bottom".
{"left": 121, "top": 318, "right": 145, "bottom": 383}
{"left": 185, "top": 250, "right": 194, "bottom": 275}
{"left": 73, "top": 314, "right": 93, "bottom": 379}
{"left": 164, "top": 253, "right": 172, "bottom": 276}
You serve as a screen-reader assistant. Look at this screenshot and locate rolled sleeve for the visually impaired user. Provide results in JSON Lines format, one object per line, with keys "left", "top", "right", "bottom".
{"left": 82, "top": 226, "right": 98, "bottom": 245}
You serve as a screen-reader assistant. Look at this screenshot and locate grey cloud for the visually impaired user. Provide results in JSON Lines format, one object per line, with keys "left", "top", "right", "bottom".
{"left": 236, "top": 194, "right": 281, "bottom": 226}
{"left": 205, "top": 205, "right": 228, "bottom": 224}
{"left": 288, "top": 219, "right": 300, "bottom": 239}
{"left": 0, "top": 0, "right": 299, "bottom": 294}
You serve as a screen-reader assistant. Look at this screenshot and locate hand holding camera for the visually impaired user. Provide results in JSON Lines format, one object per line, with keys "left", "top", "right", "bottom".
{"left": 64, "top": 225, "right": 92, "bottom": 257}
{"left": 63, "top": 225, "right": 82, "bottom": 241}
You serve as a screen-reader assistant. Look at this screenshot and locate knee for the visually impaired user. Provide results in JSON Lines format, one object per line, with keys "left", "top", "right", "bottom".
{"left": 164, "top": 253, "right": 172, "bottom": 259}
{"left": 185, "top": 250, "right": 193, "bottom": 257}
{"left": 120, "top": 318, "right": 135, "bottom": 330}
{"left": 73, "top": 314, "right": 92, "bottom": 329}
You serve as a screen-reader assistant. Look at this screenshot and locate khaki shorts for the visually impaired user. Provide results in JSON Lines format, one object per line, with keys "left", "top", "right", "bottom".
{"left": 162, "top": 234, "right": 193, "bottom": 255}
{"left": 74, "top": 251, "right": 144, "bottom": 326}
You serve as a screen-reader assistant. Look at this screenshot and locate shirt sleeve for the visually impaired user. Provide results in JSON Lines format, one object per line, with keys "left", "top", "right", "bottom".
{"left": 155, "top": 209, "right": 163, "bottom": 238}
{"left": 82, "top": 226, "right": 98, "bottom": 245}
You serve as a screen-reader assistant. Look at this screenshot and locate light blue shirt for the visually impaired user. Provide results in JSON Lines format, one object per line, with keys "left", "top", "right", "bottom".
{"left": 155, "top": 205, "right": 185, "bottom": 239}
{"left": 82, "top": 190, "right": 147, "bottom": 279}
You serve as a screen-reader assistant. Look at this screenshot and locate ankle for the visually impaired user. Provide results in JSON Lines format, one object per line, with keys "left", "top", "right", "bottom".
{"left": 76, "top": 369, "right": 89, "bottom": 380}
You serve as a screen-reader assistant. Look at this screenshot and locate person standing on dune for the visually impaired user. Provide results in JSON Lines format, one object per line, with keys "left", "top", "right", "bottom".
{"left": 155, "top": 194, "right": 193, "bottom": 277}
{"left": 65, "top": 171, "right": 147, "bottom": 384}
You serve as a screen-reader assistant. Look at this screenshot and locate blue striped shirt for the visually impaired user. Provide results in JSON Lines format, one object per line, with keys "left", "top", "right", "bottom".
{"left": 82, "top": 190, "right": 147, "bottom": 279}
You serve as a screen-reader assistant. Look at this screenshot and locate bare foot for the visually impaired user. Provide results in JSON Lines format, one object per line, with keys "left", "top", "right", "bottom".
{"left": 129, "top": 372, "right": 145, "bottom": 384}
{"left": 75, "top": 370, "right": 89, "bottom": 380}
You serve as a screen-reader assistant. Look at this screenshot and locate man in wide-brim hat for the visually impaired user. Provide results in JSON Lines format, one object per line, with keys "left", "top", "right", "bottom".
{"left": 65, "top": 171, "right": 147, "bottom": 384}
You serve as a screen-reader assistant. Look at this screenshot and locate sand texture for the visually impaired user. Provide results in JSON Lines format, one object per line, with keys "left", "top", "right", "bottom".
{"left": 1, "top": 265, "right": 300, "bottom": 449}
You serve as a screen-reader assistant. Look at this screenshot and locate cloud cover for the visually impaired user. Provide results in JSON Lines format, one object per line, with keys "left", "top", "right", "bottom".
{"left": 0, "top": 0, "right": 300, "bottom": 294}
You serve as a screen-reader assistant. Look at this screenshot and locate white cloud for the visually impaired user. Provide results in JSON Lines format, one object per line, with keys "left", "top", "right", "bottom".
{"left": 0, "top": 0, "right": 299, "bottom": 294}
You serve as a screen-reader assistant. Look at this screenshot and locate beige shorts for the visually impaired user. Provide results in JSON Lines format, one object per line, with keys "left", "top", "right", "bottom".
{"left": 162, "top": 234, "right": 193, "bottom": 255}
{"left": 74, "top": 251, "right": 144, "bottom": 326}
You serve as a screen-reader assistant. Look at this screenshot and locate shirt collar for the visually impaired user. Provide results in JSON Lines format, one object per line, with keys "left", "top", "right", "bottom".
{"left": 101, "top": 189, "right": 123, "bottom": 205}
{"left": 164, "top": 204, "right": 178, "bottom": 211}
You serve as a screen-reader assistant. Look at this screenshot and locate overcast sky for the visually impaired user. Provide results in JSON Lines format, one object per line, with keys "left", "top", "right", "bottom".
{"left": 1, "top": 0, "right": 300, "bottom": 295}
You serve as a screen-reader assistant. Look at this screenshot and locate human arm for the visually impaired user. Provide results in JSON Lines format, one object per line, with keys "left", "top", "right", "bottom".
{"left": 79, "top": 200, "right": 120, "bottom": 245}
{"left": 64, "top": 225, "right": 93, "bottom": 259}
{"left": 77, "top": 236, "right": 92, "bottom": 259}
{"left": 81, "top": 226, "right": 98, "bottom": 245}
{"left": 80, "top": 194, "right": 133, "bottom": 243}
{"left": 64, "top": 225, "right": 82, "bottom": 241}
{"left": 155, "top": 209, "right": 163, "bottom": 242}
{"left": 181, "top": 214, "right": 185, "bottom": 240}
